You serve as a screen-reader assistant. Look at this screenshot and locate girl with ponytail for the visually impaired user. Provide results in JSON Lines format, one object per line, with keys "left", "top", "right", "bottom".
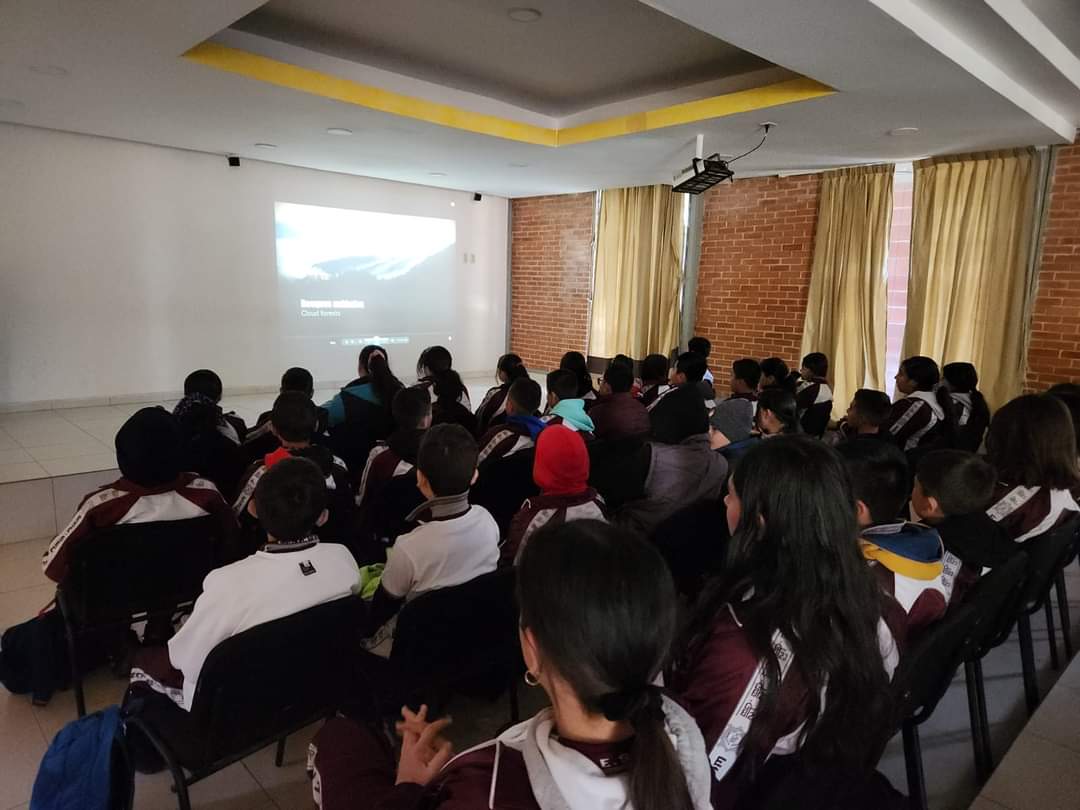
{"left": 308, "top": 519, "right": 712, "bottom": 810}
{"left": 475, "top": 353, "right": 528, "bottom": 434}
{"left": 321, "top": 345, "right": 404, "bottom": 428}
{"left": 417, "top": 345, "right": 472, "bottom": 409}
{"left": 936, "top": 362, "right": 991, "bottom": 452}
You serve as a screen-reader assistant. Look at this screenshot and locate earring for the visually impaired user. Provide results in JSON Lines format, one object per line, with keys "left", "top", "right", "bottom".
{"left": 524, "top": 671, "right": 540, "bottom": 687}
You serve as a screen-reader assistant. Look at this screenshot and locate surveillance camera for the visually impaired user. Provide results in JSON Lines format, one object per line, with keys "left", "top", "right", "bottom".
{"left": 473, "top": 192, "right": 482, "bottom": 202}
{"left": 227, "top": 155, "right": 240, "bottom": 168}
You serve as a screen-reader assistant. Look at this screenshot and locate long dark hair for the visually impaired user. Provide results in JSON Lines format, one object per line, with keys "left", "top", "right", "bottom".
{"left": 757, "top": 388, "right": 800, "bottom": 434}
{"left": 987, "top": 394, "right": 1080, "bottom": 490}
{"left": 937, "top": 362, "right": 990, "bottom": 450}
{"left": 431, "top": 367, "right": 467, "bottom": 405}
{"left": 518, "top": 520, "right": 694, "bottom": 810}
{"left": 676, "top": 437, "right": 893, "bottom": 775}
{"left": 560, "top": 351, "right": 595, "bottom": 398}
{"left": 760, "top": 357, "right": 794, "bottom": 392}
{"left": 360, "top": 345, "right": 404, "bottom": 409}
{"left": 417, "top": 345, "right": 453, "bottom": 380}
{"left": 497, "top": 353, "right": 524, "bottom": 382}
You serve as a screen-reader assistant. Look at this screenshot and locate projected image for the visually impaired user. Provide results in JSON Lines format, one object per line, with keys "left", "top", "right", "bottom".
{"left": 275, "top": 202, "right": 457, "bottom": 347}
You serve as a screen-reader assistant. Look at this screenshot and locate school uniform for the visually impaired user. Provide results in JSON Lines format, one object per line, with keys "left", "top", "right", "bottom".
{"left": 322, "top": 377, "right": 383, "bottom": 429}
{"left": 883, "top": 391, "right": 945, "bottom": 452}
{"left": 796, "top": 377, "right": 833, "bottom": 414}
{"left": 640, "top": 382, "right": 671, "bottom": 410}
{"left": 416, "top": 377, "right": 472, "bottom": 410}
{"left": 245, "top": 406, "right": 330, "bottom": 460}
{"left": 541, "top": 399, "right": 596, "bottom": 439}
{"left": 477, "top": 416, "right": 545, "bottom": 470}
{"left": 356, "top": 430, "right": 423, "bottom": 509}
{"left": 934, "top": 511, "right": 1015, "bottom": 605}
{"left": 986, "top": 482, "right": 1080, "bottom": 544}
{"left": 474, "top": 384, "right": 510, "bottom": 434}
{"left": 589, "top": 391, "right": 651, "bottom": 441}
{"left": 943, "top": 390, "right": 989, "bottom": 452}
{"left": 503, "top": 490, "right": 607, "bottom": 565}
{"left": 728, "top": 390, "right": 759, "bottom": 416}
{"left": 432, "top": 399, "right": 479, "bottom": 436}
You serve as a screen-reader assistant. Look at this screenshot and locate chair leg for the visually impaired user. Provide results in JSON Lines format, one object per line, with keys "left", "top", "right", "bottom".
{"left": 60, "top": 611, "right": 86, "bottom": 718}
{"left": 1046, "top": 599, "right": 1060, "bottom": 670}
{"left": 124, "top": 717, "right": 190, "bottom": 810}
{"left": 274, "top": 736, "right": 287, "bottom": 768}
{"left": 965, "top": 660, "right": 991, "bottom": 784}
{"left": 902, "top": 720, "right": 928, "bottom": 810}
{"left": 1056, "top": 570, "right": 1073, "bottom": 660}
{"left": 1018, "top": 613, "right": 1040, "bottom": 716}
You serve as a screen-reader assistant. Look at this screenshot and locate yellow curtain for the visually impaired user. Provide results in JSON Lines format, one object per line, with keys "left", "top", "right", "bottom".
{"left": 589, "top": 185, "right": 684, "bottom": 361}
{"left": 904, "top": 149, "right": 1039, "bottom": 410}
{"left": 801, "top": 164, "right": 894, "bottom": 418}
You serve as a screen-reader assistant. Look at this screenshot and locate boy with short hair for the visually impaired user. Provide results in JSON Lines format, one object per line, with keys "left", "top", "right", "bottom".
{"left": 638, "top": 353, "right": 671, "bottom": 408}
{"left": 590, "top": 362, "right": 650, "bottom": 440}
{"left": 648, "top": 351, "right": 708, "bottom": 414}
{"left": 796, "top": 353, "right": 832, "bottom": 409}
{"left": 175, "top": 369, "right": 247, "bottom": 444}
{"left": 911, "top": 449, "right": 1013, "bottom": 603}
{"left": 477, "top": 378, "right": 546, "bottom": 469}
{"left": 247, "top": 367, "right": 330, "bottom": 456}
{"left": 363, "top": 425, "right": 500, "bottom": 657}
{"left": 834, "top": 388, "right": 893, "bottom": 443}
{"left": 357, "top": 387, "right": 432, "bottom": 511}
{"left": 128, "top": 457, "right": 360, "bottom": 711}
{"left": 688, "top": 336, "right": 714, "bottom": 384}
{"left": 729, "top": 359, "right": 762, "bottom": 404}
{"left": 542, "top": 369, "right": 595, "bottom": 437}
{"left": 837, "top": 440, "right": 950, "bottom": 650}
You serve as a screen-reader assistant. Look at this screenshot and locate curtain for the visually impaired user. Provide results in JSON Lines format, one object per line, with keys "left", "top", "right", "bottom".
{"left": 801, "top": 164, "right": 894, "bottom": 418}
{"left": 903, "top": 149, "right": 1040, "bottom": 410}
{"left": 588, "top": 185, "right": 684, "bottom": 363}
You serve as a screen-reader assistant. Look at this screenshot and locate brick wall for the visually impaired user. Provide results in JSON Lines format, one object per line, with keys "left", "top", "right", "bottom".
{"left": 1026, "top": 143, "right": 1080, "bottom": 391}
{"left": 693, "top": 174, "right": 821, "bottom": 377}
{"left": 509, "top": 192, "right": 596, "bottom": 371}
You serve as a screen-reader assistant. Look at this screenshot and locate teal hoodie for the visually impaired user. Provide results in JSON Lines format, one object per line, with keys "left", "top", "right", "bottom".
{"left": 551, "top": 398, "right": 595, "bottom": 433}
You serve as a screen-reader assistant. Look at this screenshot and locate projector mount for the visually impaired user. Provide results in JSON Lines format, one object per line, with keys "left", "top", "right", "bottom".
{"left": 673, "top": 123, "right": 774, "bottom": 194}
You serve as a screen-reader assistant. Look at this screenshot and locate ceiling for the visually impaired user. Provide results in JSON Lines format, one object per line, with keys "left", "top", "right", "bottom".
{"left": 1, "top": 0, "right": 1079, "bottom": 198}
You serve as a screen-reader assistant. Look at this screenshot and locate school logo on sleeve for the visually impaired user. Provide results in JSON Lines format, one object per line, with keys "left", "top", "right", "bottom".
{"left": 299, "top": 560, "right": 316, "bottom": 576}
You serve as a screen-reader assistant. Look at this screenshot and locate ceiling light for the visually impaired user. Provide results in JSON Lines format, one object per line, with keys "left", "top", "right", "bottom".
{"left": 450, "top": 202, "right": 456, "bottom": 207}
{"left": 508, "top": 7, "right": 542, "bottom": 22}
{"left": 888, "top": 127, "right": 920, "bottom": 136}
{"left": 254, "top": 142, "right": 278, "bottom": 149}
{"left": 28, "top": 64, "right": 68, "bottom": 77}
{"left": 326, "top": 127, "right": 353, "bottom": 136}
{"left": 428, "top": 171, "right": 447, "bottom": 177}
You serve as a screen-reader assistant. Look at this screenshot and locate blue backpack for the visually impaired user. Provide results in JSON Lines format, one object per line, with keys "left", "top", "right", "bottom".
{"left": 31, "top": 705, "right": 133, "bottom": 810}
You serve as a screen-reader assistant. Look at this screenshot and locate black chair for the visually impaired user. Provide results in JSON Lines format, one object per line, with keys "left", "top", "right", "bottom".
{"left": 649, "top": 499, "right": 727, "bottom": 601}
{"left": 471, "top": 450, "right": 538, "bottom": 537}
{"left": 56, "top": 516, "right": 223, "bottom": 717}
{"left": 384, "top": 569, "right": 523, "bottom": 722}
{"left": 328, "top": 394, "right": 393, "bottom": 480}
{"left": 801, "top": 401, "right": 832, "bottom": 438}
{"left": 587, "top": 437, "right": 648, "bottom": 509}
{"left": 123, "top": 596, "right": 364, "bottom": 810}
{"left": 891, "top": 600, "right": 982, "bottom": 810}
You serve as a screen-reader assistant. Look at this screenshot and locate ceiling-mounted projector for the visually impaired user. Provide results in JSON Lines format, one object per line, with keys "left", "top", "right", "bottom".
{"left": 673, "top": 157, "right": 734, "bottom": 194}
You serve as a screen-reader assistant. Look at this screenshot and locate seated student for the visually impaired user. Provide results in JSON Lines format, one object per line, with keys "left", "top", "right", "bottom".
{"left": 609, "top": 353, "right": 641, "bottom": 398}
{"left": 174, "top": 369, "right": 247, "bottom": 444}
{"left": 759, "top": 357, "right": 793, "bottom": 392}
{"left": 42, "top": 407, "right": 236, "bottom": 584}
{"left": 756, "top": 387, "right": 801, "bottom": 437}
{"left": 832, "top": 388, "right": 893, "bottom": 444}
{"left": 174, "top": 371, "right": 248, "bottom": 498}
{"left": 689, "top": 336, "right": 715, "bottom": 384}
{"left": 543, "top": 369, "right": 596, "bottom": 437}
{"left": 125, "top": 457, "right": 359, "bottom": 716}
{"left": 649, "top": 351, "right": 709, "bottom": 415}
{"left": 417, "top": 346, "right": 471, "bottom": 408}
{"left": 474, "top": 353, "right": 528, "bottom": 434}
{"left": 882, "top": 355, "right": 945, "bottom": 452}
{"left": 430, "top": 368, "right": 479, "bottom": 436}
{"left": 935, "top": 362, "right": 991, "bottom": 453}
{"left": 639, "top": 352, "right": 672, "bottom": 408}
{"left": 621, "top": 385, "right": 728, "bottom": 536}
{"left": 246, "top": 367, "right": 330, "bottom": 458}
{"left": 589, "top": 361, "right": 650, "bottom": 440}
{"left": 709, "top": 397, "right": 759, "bottom": 463}
{"left": 669, "top": 437, "right": 898, "bottom": 810}
{"left": 729, "top": 359, "right": 762, "bottom": 409}
{"left": 477, "top": 378, "right": 546, "bottom": 469}
{"left": 837, "top": 440, "right": 949, "bottom": 649}
{"left": 362, "top": 425, "right": 500, "bottom": 657}
{"left": 560, "top": 350, "right": 598, "bottom": 407}
{"left": 504, "top": 425, "right": 607, "bottom": 564}
{"left": 911, "top": 449, "right": 1011, "bottom": 604}
{"left": 322, "top": 345, "right": 405, "bottom": 430}
{"left": 310, "top": 520, "right": 712, "bottom": 810}
{"left": 357, "top": 387, "right": 431, "bottom": 513}
{"left": 984, "top": 394, "right": 1080, "bottom": 543}
{"left": 795, "top": 353, "right": 833, "bottom": 427}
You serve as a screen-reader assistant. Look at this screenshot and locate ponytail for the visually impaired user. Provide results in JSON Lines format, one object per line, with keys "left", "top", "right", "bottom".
{"left": 935, "top": 385, "right": 960, "bottom": 442}
{"left": 366, "top": 351, "right": 404, "bottom": 410}
{"left": 505, "top": 362, "right": 530, "bottom": 385}
{"left": 612, "top": 687, "right": 694, "bottom": 810}
{"left": 432, "top": 368, "right": 466, "bottom": 405}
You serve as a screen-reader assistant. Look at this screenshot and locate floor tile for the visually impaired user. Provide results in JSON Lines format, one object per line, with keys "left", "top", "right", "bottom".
{"left": 40, "top": 453, "right": 121, "bottom": 477}
{"left": 968, "top": 798, "right": 1008, "bottom": 809}
{"left": 54, "top": 405, "right": 132, "bottom": 425}
{"left": 0, "top": 584, "right": 55, "bottom": 636}
{"left": 52, "top": 468, "right": 120, "bottom": 529}
{"left": 0, "top": 538, "right": 50, "bottom": 594}
{"left": 1025, "top": 672, "right": 1080, "bottom": 755}
{"left": 0, "top": 479, "right": 55, "bottom": 544}
{"left": 0, "top": 430, "right": 19, "bottom": 451}
{"left": 0, "top": 448, "right": 34, "bottom": 466}
{"left": 26, "top": 438, "right": 112, "bottom": 462}
{"left": 0, "top": 705, "right": 47, "bottom": 810}
{"left": 241, "top": 721, "right": 320, "bottom": 808}
{"left": 133, "top": 762, "right": 273, "bottom": 810}
{"left": 33, "top": 668, "right": 129, "bottom": 742}
{"left": 0, "top": 463, "right": 49, "bottom": 485}
{"left": 982, "top": 733, "right": 1080, "bottom": 810}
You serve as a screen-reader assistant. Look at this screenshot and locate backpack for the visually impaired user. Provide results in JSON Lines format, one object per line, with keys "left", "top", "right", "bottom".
{"left": 0, "top": 609, "right": 69, "bottom": 705}
{"left": 31, "top": 706, "right": 133, "bottom": 810}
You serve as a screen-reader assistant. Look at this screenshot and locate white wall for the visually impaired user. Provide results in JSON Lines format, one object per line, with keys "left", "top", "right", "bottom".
{"left": 0, "top": 123, "right": 509, "bottom": 404}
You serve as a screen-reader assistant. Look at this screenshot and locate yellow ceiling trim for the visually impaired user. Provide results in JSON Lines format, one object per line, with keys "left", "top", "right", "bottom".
{"left": 184, "top": 42, "right": 834, "bottom": 148}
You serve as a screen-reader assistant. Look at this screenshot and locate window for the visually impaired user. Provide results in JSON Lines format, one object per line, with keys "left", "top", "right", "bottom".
{"left": 884, "top": 163, "right": 913, "bottom": 397}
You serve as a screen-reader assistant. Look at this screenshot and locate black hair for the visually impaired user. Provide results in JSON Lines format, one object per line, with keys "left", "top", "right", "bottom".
{"left": 850, "top": 389, "right": 893, "bottom": 428}
{"left": 649, "top": 384, "right": 708, "bottom": 444}
{"left": 916, "top": 449, "right": 997, "bottom": 516}
{"left": 641, "top": 353, "right": 670, "bottom": 385}
{"left": 1048, "top": 390, "right": 1080, "bottom": 455}
{"left": 518, "top": 520, "right": 694, "bottom": 810}
{"left": 760, "top": 357, "right": 791, "bottom": 389}
{"left": 253, "top": 456, "right": 328, "bottom": 543}
{"left": 508, "top": 378, "right": 542, "bottom": 414}
{"left": 431, "top": 368, "right": 467, "bottom": 407}
{"left": 611, "top": 353, "right": 635, "bottom": 372}
{"left": 546, "top": 368, "right": 580, "bottom": 402}
{"left": 676, "top": 436, "right": 892, "bottom": 777}
{"left": 392, "top": 387, "right": 432, "bottom": 431}
{"left": 360, "top": 345, "right": 405, "bottom": 410}
{"left": 183, "top": 369, "right": 223, "bottom": 402}
{"left": 675, "top": 351, "right": 707, "bottom": 384}
{"left": 733, "top": 358, "right": 762, "bottom": 389}
{"left": 987, "top": 394, "right": 1080, "bottom": 490}
{"left": 836, "top": 439, "right": 910, "bottom": 524}
{"left": 899, "top": 356, "right": 940, "bottom": 391}
{"left": 417, "top": 345, "right": 454, "bottom": 379}
{"left": 687, "top": 336, "right": 712, "bottom": 359}
{"left": 560, "top": 351, "right": 595, "bottom": 398}
{"left": 801, "top": 352, "right": 829, "bottom": 378}
{"left": 757, "top": 387, "right": 799, "bottom": 434}
{"left": 270, "top": 391, "right": 317, "bottom": 443}
{"left": 280, "top": 367, "right": 315, "bottom": 396}
{"left": 603, "top": 362, "right": 634, "bottom": 394}
{"left": 417, "top": 424, "right": 478, "bottom": 496}
{"left": 497, "top": 353, "right": 524, "bottom": 378}
{"left": 937, "top": 362, "right": 990, "bottom": 446}
{"left": 1048, "top": 382, "right": 1080, "bottom": 397}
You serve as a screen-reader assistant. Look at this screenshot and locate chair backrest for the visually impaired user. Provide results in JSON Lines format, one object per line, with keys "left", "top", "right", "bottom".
{"left": 649, "top": 499, "right": 727, "bottom": 600}
{"left": 188, "top": 596, "right": 363, "bottom": 760}
{"left": 390, "top": 569, "right": 521, "bottom": 696}
{"left": 801, "top": 401, "right": 832, "bottom": 438}
{"left": 60, "top": 517, "right": 221, "bottom": 626}
{"left": 329, "top": 394, "right": 393, "bottom": 474}
{"left": 959, "top": 551, "right": 1029, "bottom": 657}
{"left": 470, "top": 450, "right": 538, "bottom": 536}
{"left": 587, "top": 437, "right": 649, "bottom": 508}
{"left": 1019, "top": 515, "right": 1080, "bottom": 615}
{"left": 368, "top": 470, "right": 425, "bottom": 545}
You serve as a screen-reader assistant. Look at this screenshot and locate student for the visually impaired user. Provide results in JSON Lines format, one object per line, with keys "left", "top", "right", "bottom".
{"left": 984, "top": 394, "right": 1080, "bottom": 543}
{"left": 649, "top": 351, "right": 709, "bottom": 415}
{"left": 1048, "top": 388, "right": 1080, "bottom": 465}
{"left": 709, "top": 398, "right": 759, "bottom": 463}
{"left": 126, "top": 457, "right": 359, "bottom": 714}
{"left": 173, "top": 371, "right": 248, "bottom": 497}
{"left": 175, "top": 369, "right": 246, "bottom": 444}
{"left": 543, "top": 369, "right": 596, "bottom": 437}
{"left": 669, "top": 437, "right": 898, "bottom": 810}
{"left": 795, "top": 353, "right": 833, "bottom": 418}
{"left": 504, "top": 425, "right": 608, "bottom": 564}
{"left": 246, "top": 367, "right": 330, "bottom": 457}
{"left": 590, "top": 361, "right": 650, "bottom": 441}
{"left": 417, "top": 346, "right": 471, "bottom": 408}
{"left": 729, "top": 358, "right": 761, "bottom": 407}
{"left": 883, "top": 355, "right": 945, "bottom": 452}
{"left": 933, "top": 362, "right": 991, "bottom": 453}
{"left": 837, "top": 440, "right": 949, "bottom": 648}
{"left": 430, "top": 368, "right": 479, "bottom": 436}
{"left": 621, "top": 385, "right": 728, "bottom": 535}
{"left": 309, "top": 520, "right": 712, "bottom": 810}
{"left": 688, "top": 336, "right": 714, "bottom": 383}
{"left": 357, "top": 387, "right": 431, "bottom": 512}
{"left": 560, "top": 350, "right": 598, "bottom": 405}
{"left": 362, "top": 425, "right": 500, "bottom": 657}
{"left": 834, "top": 388, "right": 893, "bottom": 443}
{"left": 322, "top": 345, "right": 405, "bottom": 429}
{"left": 759, "top": 357, "right": 793, "bottom": 392}
{"left": 474, "top": 353, "right": 528, "bottom": 434}
{"left": 756, "top": 387, "right": 800, "bottom": 436}
{"left": 42, "top": 407, "right": 236, "bottom": 584}
{"left": 911, "top": 449, "right": 1012, "bottom": 603}
{"left": 477, "top": 378, "right": 546, "bottom": 469}
{"left": 639, "top": 353, "right": 671, "bottom": 408}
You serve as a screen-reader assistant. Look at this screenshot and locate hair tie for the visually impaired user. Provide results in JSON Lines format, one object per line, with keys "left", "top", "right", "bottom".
{"left": 597, "top": 684, "right": 661, "bottom": 723}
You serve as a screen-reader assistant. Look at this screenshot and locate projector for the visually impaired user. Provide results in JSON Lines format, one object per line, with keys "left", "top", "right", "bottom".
{"left": 673, "top": 157, "right": 734, "bottom": 194}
